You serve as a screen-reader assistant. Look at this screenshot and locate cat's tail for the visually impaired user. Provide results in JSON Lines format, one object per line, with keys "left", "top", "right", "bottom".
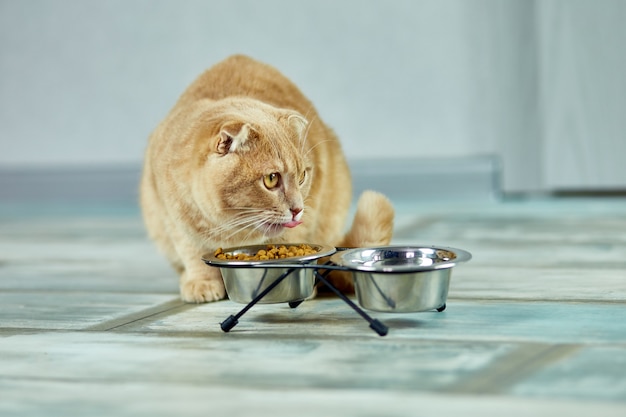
{"left": 322, "top": 191, "right": 394, "bottom": 294}
{"left": 340, "top": 190, "right": 394, "bottom": 249}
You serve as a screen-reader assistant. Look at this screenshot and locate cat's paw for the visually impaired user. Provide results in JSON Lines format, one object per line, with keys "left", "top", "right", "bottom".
{"left": 180, "top": 279, "right": 226, "bottom": 303}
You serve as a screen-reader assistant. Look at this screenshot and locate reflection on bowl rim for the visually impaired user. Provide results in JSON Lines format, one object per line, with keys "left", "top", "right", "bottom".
{"left": 202, "top": 243, "right": 337, "bottom": 268}
{"left": 329, "top": 245, "right": 472, "bottom": 274}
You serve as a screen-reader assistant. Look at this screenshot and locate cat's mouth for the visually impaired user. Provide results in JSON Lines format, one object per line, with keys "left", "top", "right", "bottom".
{"left": 263, "top": 220, "right": 302, "bottom": 237}
{"left": 282, "top": 220, "right": 303, "bottom": 228}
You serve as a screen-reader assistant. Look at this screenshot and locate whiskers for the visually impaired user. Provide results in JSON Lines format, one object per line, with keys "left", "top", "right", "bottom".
{"left": 303, "top": 194, "right": 316, "bottom": 211}
{"left": 208, "top": 207, "right": 280, "bottom": 243}
{"left": 299, "top": 113, "right": 316, "bottom": 156}
{"left": 304, "top": 139, "right": 334, "bottom": 159}
{"left": 297, "top": 111, "right": 334, "bottom": 159}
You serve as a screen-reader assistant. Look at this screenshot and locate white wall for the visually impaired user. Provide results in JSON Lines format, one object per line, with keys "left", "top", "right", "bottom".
{"left": 1, "top": 0, "right": 625, "bottom": 192}
{"left": 537, "top": 0, "right": 626, "bottom": 190}
{"left": 0, "top": 0, "right": 481, "bottom": 164}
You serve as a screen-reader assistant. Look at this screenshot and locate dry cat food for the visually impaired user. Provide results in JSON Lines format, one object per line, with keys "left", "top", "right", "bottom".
{"left": 214, "top": 244, "right": 319, "bottom": 261}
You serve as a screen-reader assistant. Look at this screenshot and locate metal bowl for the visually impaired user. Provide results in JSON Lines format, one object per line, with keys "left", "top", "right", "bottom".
{"left": 203, "top": 243, "right": 336, "bottom": 304}
{"left": 330, "top": 246, "right": 472, "bottom": 313}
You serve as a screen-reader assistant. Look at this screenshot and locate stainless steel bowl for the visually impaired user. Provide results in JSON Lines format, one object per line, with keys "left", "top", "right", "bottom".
{"left": 330, "top": 246, "right": 472, "bottom": 313}
{"left": 203, "top": 243, "right": 336, "bottom": 304}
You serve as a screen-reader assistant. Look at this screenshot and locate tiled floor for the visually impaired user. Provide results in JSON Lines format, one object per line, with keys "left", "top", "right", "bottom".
{"left": 1, "top": 197, "right": 626, "bottom": 416}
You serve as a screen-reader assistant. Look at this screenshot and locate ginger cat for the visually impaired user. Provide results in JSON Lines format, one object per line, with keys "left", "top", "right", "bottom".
{"left": 140, "top": 55, "right": 394, "bottom": 303}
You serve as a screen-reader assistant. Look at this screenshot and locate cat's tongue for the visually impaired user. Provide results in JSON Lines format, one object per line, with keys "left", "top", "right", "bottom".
{"left": 282, "top": 220, "right": 303, "bottom": 228}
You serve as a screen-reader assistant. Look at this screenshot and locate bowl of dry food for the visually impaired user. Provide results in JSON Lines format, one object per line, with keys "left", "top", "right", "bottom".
{"left": 203, "top": 243, "right": 336, "bottom": 304}
{"left": 329, "top": 246, "right": 472, "bottom": 313}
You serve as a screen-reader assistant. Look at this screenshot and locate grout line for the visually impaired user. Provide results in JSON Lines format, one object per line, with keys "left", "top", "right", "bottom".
{"left": 446, "top": 296, "right": 626, "bottom": 305}
{"left": 442, "top": 342, "right": 582, "bottom": 395}
{"left": 84, "top": 298, "right": 190, "bottom": 331}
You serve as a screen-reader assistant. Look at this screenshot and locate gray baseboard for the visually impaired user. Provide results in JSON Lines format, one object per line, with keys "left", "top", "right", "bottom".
{"left": 0, "top": 165, "right": 142, "bottom": 203}
{"left": 350, "top": 156, "right": 501, "bottom": 201}
{"left": 0, "top": 156, "right": 500, "bottom": 204}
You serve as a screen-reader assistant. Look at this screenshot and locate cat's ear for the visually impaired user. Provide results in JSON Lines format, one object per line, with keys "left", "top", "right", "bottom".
{"left": 217, "top": 122, "right": 255, "bottom": 154}
{"left": 287, "top": 114, "right": 308, "bottom": 140}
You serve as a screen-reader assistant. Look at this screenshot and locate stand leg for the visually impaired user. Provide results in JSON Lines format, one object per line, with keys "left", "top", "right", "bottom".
{"left": 369, "top": 319, "right": 389, "bottom": 336}
{"left": 220, "top": 315, "right": 239, "bottom": 332}
{"left": 315, "top": 271, "right": 388, "bottom": 336}
{"left": 219, "top": 268, "right": 296, "bottom": 332}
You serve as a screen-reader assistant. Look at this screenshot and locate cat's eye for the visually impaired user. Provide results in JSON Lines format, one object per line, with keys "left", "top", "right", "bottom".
{"left": 299, "top": 170, "right": 306, "bottom": 185}
{"left": 263, "top": 172, "right": 280, "bottom": 189}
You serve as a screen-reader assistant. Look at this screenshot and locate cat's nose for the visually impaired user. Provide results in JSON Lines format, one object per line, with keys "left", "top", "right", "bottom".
{"left": 290, "top": 208, "right": 303, "bottom": 221}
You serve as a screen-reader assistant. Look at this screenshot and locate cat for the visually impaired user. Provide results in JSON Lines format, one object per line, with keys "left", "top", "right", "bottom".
{"left": 140, "top": 54, "right": 394, "bottom": 303}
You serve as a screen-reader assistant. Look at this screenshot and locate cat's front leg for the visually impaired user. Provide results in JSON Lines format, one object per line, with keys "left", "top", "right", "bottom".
{"left": 180, "top": 264, "right": 226, "bottom": 303}
{"left": 173, "top": 233, "right": 226, "bottom": 303}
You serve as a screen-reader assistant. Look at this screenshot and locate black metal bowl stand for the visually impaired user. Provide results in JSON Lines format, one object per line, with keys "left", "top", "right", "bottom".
{"left": 218, "top": 262, "right": 389, "bottom": 336}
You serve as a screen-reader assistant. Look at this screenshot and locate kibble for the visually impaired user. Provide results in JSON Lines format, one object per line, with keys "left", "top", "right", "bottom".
{"left": 214, "top": 244, "right": 318, "bottom": 261}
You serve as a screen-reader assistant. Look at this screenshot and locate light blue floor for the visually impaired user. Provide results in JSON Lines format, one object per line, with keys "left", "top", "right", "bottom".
{"left": 1, "top": 197, "right": 626, "bottom": 416}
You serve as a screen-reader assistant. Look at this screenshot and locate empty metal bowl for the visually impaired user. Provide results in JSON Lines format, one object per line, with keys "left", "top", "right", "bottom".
{"left": 330, "top": 246, "right": 472, "bottom": 313}
{"left": 203, "top": 243, "right": 336, "bottom": 304}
